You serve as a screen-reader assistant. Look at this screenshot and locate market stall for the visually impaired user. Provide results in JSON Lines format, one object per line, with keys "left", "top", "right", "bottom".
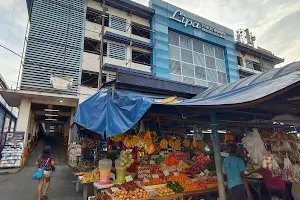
{"left": 73, "top": 62, "right": 300, "bottom": 200}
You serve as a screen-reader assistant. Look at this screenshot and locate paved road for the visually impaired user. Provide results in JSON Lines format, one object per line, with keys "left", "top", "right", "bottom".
{"left": 0, "top": 132, "right": 82, "bottom": 200}
{"left": 0, "top": 165, "right": 82, "bottom": 200}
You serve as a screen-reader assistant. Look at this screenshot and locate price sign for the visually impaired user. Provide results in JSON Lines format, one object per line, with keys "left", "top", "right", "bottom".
{"left": 152, "top": 174, "right": 159, "bottom": 178}
{"left": 125, "top": 175, "right": 133, "bottom": 182}
{"left": 204, "top": 169, "right": 210, "bottom": 174}
{"left": 143, "top": 177, "right": 150, "bottom": 182}
{"left": 173, "top": 172, "right": 179, "bottom": 176}
{"left": 163, "top": 170, "right": 170, "bottom": 176}
{"left": 177, "top": 168, "right": 182, "bottom": 172}
{"left": 150, "top": 160, "right": 155, "bottom": 164}
{"left": 111, "top": 187, "right": 120, "bottom": 192}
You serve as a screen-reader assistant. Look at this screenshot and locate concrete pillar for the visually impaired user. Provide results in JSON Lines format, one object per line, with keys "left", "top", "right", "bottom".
{"left": 16, "top": 98, "right": 31, "bottom": 146}
{"left": 68, "top": 107, "right": 76, "bottom": 144}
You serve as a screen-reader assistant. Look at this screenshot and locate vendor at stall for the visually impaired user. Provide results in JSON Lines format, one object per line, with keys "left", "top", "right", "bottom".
{"left": 223, "top": 144, "right": 252, "bottom": 200}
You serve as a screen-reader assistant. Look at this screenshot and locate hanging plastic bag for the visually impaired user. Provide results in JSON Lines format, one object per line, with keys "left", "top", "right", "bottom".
{"left": 282, "top": 156, "right": 293, "bottom": 181}
{"left": 282, "top": 141, "right": 292, "bottom": 152}
{"left": 272, "top": 156, "right": 282, "bottom": 176}
{"left": 242, "top": 128, "right": 267, "bottom": 165}
{"left": 292, "top": 164, "right": 300, "bottom": 183}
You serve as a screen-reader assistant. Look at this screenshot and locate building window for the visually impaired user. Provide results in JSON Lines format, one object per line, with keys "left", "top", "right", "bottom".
{"left": 168, "top": 31, "right": 227, "bottom": 87}
{"left": 132, "top": 50, "right": 151, "bottom": 66}
{"left": 108, "top": 43, "right": 126, "bottom": 60}
{"left": 84, "top": 38, "right": 107, "bottom": 55}
{"left": 81, "top": 71, "right": 107, "bottom": 88}
{"left": 237, "top": 56, "right": 243, "bottom": 66}
{"left": 86, "top": 8, "right": 109, "bottom": 26}
{"left": 131, "top": 22, "right": 150, "bottom": 39}
{"left": 253, "top": 62, "right": 262, "bottom": 71}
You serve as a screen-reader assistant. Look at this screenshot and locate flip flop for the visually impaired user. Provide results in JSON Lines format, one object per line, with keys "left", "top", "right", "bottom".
{"left": 42, "top": 195, "right": 48, "bottom": 199}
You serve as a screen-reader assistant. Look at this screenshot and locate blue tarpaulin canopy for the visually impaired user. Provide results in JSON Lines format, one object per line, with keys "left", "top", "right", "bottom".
{"left": 74, "top": 62, "right": 300, "bottom": 137}
{"left": 74, "top": 89, "right": 155, "bottom": 137}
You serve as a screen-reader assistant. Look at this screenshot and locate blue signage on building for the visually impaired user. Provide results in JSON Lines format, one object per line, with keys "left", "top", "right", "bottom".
{"left": 150, "top": 0, "right": 239, "bottom": 87}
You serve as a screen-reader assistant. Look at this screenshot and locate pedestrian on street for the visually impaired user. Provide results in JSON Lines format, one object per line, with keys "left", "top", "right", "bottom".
{"left": 36, "top": 146, "right": 55, "bottom": 200}
{"left": 223, "top": 144, "right": 252, "bottom": 200}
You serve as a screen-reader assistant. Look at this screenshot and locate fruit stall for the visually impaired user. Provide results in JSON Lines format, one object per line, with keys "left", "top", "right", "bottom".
{"left": 72, "top": 65, "right": 300, "bottom": 200}
{"left": 73, "top": 125, "right": 219, "bottom": 200}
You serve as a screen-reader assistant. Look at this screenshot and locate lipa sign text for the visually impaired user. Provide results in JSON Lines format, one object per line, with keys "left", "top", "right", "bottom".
{"left": 170, "top": 10, "right": 226, "bottom": 39}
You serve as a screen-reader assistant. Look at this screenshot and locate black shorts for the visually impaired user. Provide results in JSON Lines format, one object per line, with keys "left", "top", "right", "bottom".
{"left": 228, "top": 184, "right": 248, "bottom": 200}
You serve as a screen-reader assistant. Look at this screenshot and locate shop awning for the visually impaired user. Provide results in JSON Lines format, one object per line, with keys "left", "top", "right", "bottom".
{"left": 74, "top": 62, "right": 300, "bottom": 137}
{"left": 74, "top": 89, "right": 158, "bottom": 137}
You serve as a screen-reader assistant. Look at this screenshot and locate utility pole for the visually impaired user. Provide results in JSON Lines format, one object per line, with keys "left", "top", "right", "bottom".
{"left": 98, "top": 0, "right": 106, "bottom": 89}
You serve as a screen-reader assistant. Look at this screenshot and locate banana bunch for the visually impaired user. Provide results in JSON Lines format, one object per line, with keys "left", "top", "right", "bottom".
{"left": 160, "top": 138, "right": 168, "bottom": 149}
{"left": 182, "top": 138, "right": 191, "bottom": 147}
{"left": 192, "top": 139, "right": 207, "bottom": 150}
{"left": 151, "top": 131, "right": 158, "bottom": 142}
{"left": 143, "top": 131, "right": 153, "bottom": 146}
{"left": 81, "top": 168, "right": 100, "bottom": 183}
{"left": 124, "top": 135, "right": 139, "bottom": 148}
{"left": 111, "top": 133, "right": 125, "bottom": 142}
{"left": 169, "top": 138, "right": 181, "bottom": 149}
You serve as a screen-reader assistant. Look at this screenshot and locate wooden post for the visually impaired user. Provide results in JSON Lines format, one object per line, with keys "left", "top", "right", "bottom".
{"left": 210, "top": 113, "right": 226, "bottom": 200}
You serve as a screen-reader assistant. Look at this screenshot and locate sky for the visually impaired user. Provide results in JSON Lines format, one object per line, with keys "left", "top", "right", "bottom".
{"left": 0, "top": 0, "right": 299, "bottom": 89}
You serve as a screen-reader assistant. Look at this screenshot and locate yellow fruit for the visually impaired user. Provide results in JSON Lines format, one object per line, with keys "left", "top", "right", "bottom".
{"left": 160, "top": 138, "right": 168, "bottom": 149}
{"left": 183, "top": 139, "right": 191, "bottom": 147}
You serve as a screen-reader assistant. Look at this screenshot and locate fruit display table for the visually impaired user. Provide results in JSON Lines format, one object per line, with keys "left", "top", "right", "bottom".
{"left": 183, "top": 188, "right": 218, "bottom": 200}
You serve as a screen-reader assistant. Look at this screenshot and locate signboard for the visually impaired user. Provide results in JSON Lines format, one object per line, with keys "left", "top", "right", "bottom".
{"left": 5, "top": 132, "right": 25, "bottom": 142}
{"left": 170, "top": 10, "right": 226, "bottom": 38}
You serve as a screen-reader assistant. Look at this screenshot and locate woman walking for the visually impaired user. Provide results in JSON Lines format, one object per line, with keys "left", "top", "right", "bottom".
{"left": 36, "top": 146, "right": 54, "bottom": 200}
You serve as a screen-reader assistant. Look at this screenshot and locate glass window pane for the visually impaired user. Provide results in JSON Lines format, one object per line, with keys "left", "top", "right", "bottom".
{"left": 195, "top": 79, "right": 207, "bottom": 87}
{"left": 205, "top": 56, "right": 216, "bottom": 69}
{"left": 207, "top": 68, "right": 218, "bottom": 82}
{"left": 204, "top": 43, "right": 215, "bottom": 56}
{"left": 168, "top": 31, "right": 179, "bottom": 46}
{"left": 170, "top": 74, "right": 182, "bottom": 82}
{"left": 216, "top": 59, "right": 226, "bottom": 72}
{"left": 182, "top": 63, "right": 194, "bottom": 77}
{"left": 180, "top": 35, "right": 192, "bottom": 50}
{"left": 215, "top": 47, "right": 224, "bottom": 59}
{"left": 181, "top": 49, "right": 193, "bottom": 64}
{"left": 169, "top": 59, "right": 181, "bottom": 75}
{"left": 193, "top": 52, "right": 205, "bottom": 66}
{"left": 193, "top": 40, "right": 203, "bottom": 53}
{"left": 183, "top": 76, "right": 195, "bottom": 85}
{"left": 169, "top": 45, "right": 181, "bottom": 60}
{"left": 218, "top": 72, "right": 227, "bottom": 83}
{"left": 195, "top": 66, "right": 206, "bottom": 80}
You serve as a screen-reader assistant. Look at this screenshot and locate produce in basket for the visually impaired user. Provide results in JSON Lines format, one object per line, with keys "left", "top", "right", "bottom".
{"left": 129, "top": 188, "right": 151, "bottom": 199}
{"left": 192, "top": 153, "right": 211, "bottom": 166}
{"left": 155, "top": 187, "right": 175, "bottom": 196}
{"left": 141, "top": 177, "right": 166, "bottom": 186}
{"left": 164, "top": 155, "right": 179, "bottom": 166}
{"left": 181, "top": 180, "right": 201, "bottom": 192}
{"left": 119, "top": 181, "right": 141, "bottom": 191}
{"left": 167, "top": 174, "right": 189, "bottom": 185}
{"left": 166, "top": 181, "right": 184, "bottom": 193}
{"left": 154, "top": 155, "right": 165, "bottom": 165}
{"left": 90, "top": 194, "right": 112, "bottom": 200}
{"left": 81, "top": 168, "right": 100, "bottom": 183}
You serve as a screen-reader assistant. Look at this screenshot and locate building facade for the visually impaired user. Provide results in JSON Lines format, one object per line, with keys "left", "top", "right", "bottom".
{"left": 236, "top": 42, "right": 284, "bottom": 78}
{"left": 150, "top": 0, "right": 239, "bottom": 88}
{"left": 1, "top": 0, "right": 239, "bottom": 149}
{"left": 0, "top": 74, "right": 18, "bottom": 146}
